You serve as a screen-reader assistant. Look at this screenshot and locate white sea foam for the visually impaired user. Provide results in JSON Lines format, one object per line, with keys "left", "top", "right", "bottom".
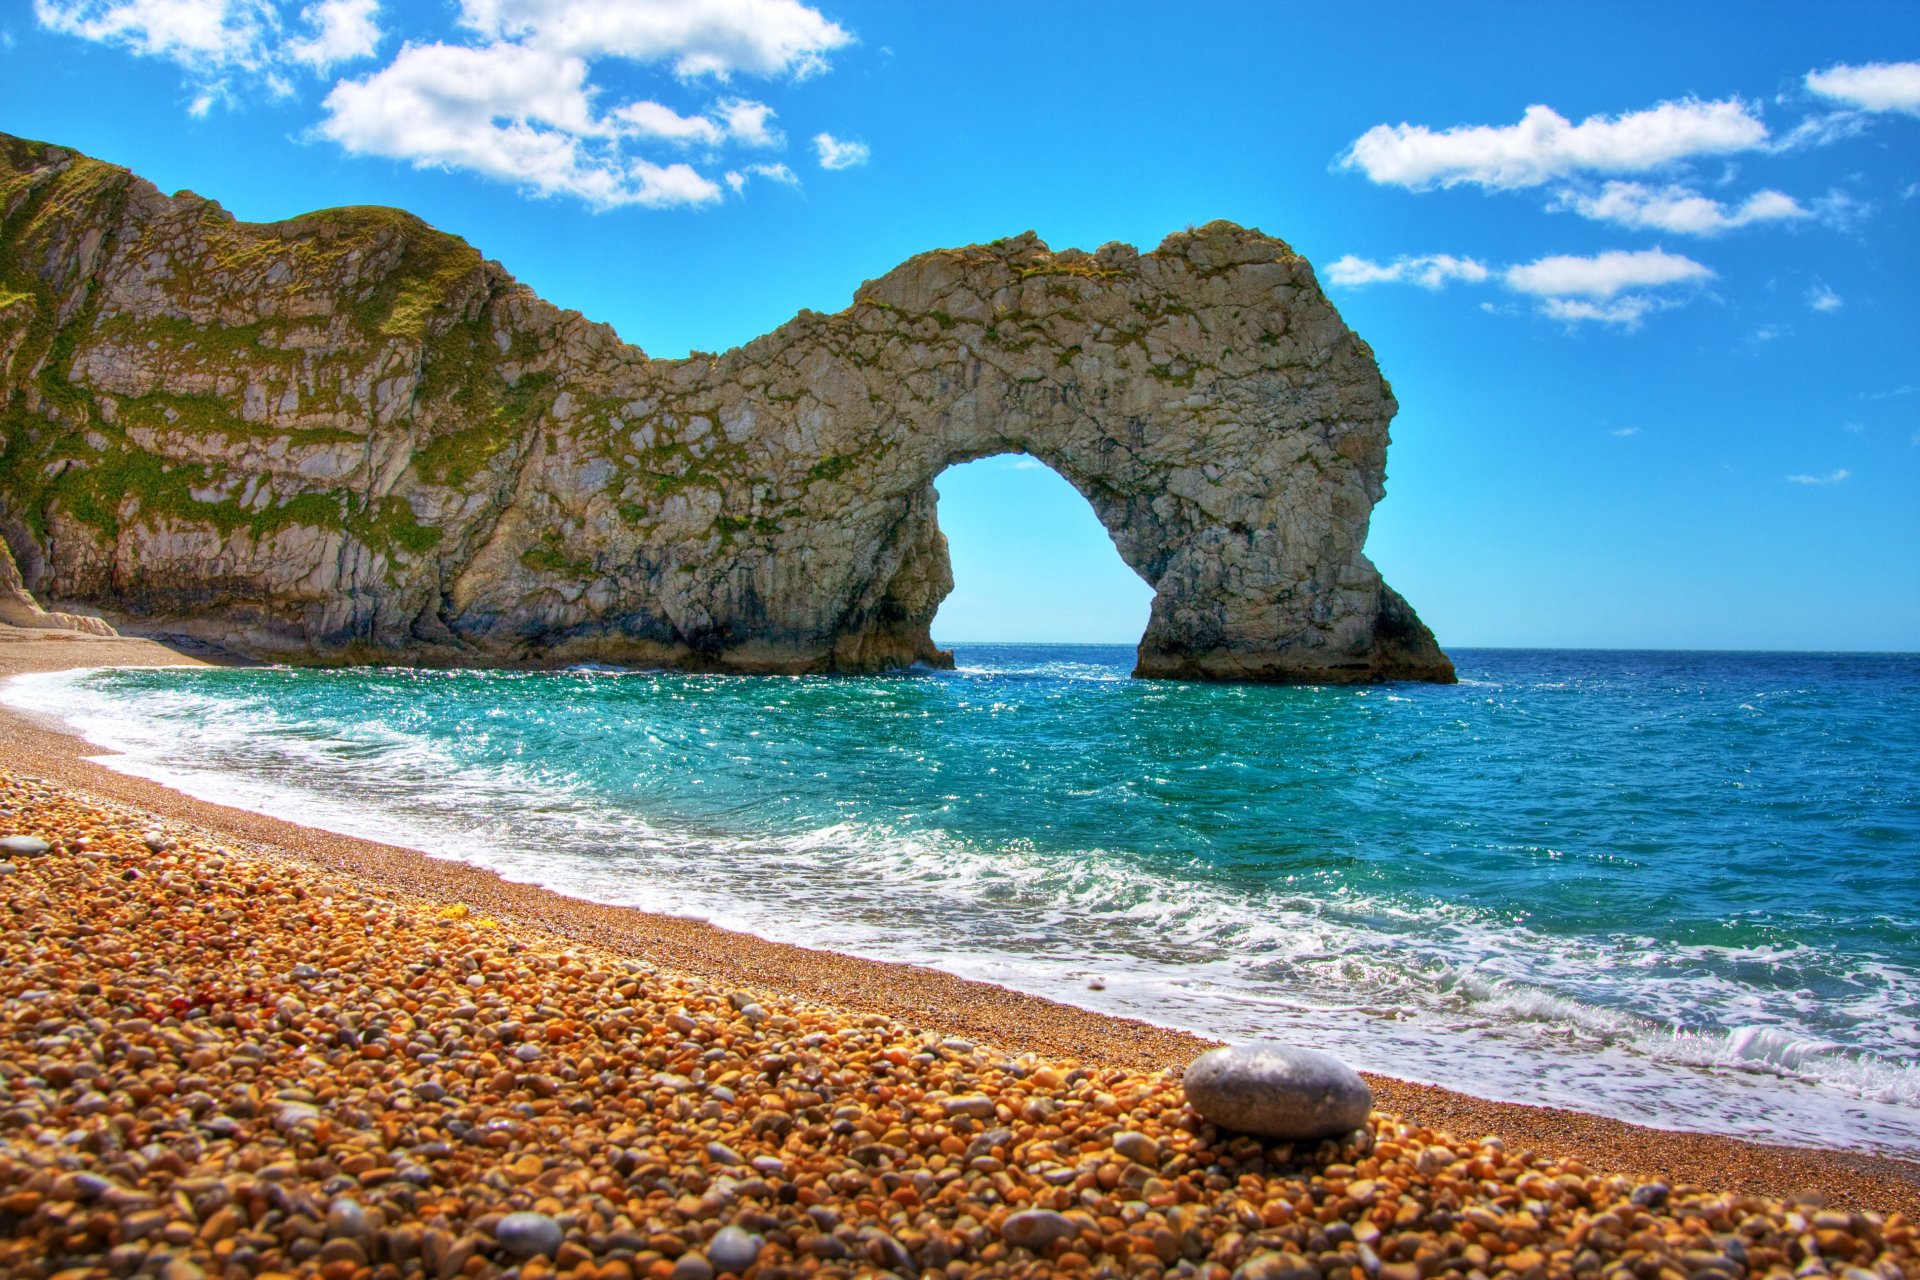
{"left": 7, "top": 664, "right": 1919, "bottom": 1156}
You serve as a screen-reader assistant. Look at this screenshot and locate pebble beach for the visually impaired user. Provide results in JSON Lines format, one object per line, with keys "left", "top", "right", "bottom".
{"left": 3, "top": 629, "right": 1919, "bottom": 1280}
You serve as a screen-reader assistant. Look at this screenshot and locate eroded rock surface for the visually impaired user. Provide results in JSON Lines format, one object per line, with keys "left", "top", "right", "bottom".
{"left": 0, "top": 132, "right": 1452, "bottom": 682}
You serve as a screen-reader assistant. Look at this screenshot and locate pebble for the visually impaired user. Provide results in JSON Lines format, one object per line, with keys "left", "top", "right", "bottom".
{"left": 707, "top": 1224, "right": 763, "bottom": 1274}
{"left": 1183, "top": 1041, "right": 1374, "bottom": 1140}
{"left": 0, "top": 833, "right": 49, "bottom": 856}
{"left": 668, "top": 1254, "right": 715, "bottom": 1280}
{"left": 1001, "top": 1208, "right": 1079, "bottom": 1250}
{"left": 0, "top": 861, "right": 15, "bottom": 875}
{"left": 494, "top": 1210, "right": 563, "bottom": 1259}
{"left": 0, "top": 766, "right": 1913, "bottom": 1280}
{"left": 1113, "top": 1129, "right": 1161, "bottom": 1164}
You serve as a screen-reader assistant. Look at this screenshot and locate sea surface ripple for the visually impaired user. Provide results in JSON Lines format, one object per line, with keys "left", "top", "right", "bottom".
{"left": 8, "top": 645, "right": 1918, "bottom": 1155}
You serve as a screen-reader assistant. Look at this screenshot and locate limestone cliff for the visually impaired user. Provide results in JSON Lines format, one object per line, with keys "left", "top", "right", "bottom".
{"left": 0, "top": 132, "right": 1453, "bottom": 683}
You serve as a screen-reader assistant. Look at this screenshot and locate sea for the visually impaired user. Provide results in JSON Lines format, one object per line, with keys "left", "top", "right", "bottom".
{"left": 6, "top": 645, "right": 1917, "bottom": 1157}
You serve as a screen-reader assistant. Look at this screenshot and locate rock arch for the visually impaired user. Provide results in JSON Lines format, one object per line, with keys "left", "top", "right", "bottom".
{"left": 0, "top": 133, "right": 1453, "bottom": 683}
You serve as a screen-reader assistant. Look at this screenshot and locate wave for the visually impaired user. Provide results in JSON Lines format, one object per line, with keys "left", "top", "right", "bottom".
{"left": 7, "top": 661, "right": 1919, "bottom": 1156}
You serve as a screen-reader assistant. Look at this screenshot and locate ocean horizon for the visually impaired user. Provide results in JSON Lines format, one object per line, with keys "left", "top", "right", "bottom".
{"left": 7, "top": 643, "right": 1917, "bottom": 1157}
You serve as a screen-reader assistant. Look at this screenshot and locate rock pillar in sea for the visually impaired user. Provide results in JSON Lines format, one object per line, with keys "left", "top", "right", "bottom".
{"left": 0, "top": 132, "right": 1452, "bottom": 683}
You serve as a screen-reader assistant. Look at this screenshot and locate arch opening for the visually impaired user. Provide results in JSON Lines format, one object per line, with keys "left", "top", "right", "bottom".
{"left": 928, "top": 452, "right": 1156, "bottom": 653}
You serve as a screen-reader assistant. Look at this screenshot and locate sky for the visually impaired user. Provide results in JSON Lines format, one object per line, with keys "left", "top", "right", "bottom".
{"left": 2, "top": 1, "right": 1916, "bottom": 651}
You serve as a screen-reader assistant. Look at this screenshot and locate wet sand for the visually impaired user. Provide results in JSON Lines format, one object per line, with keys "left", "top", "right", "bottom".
{"left": 2, "top": 623, "right": 1916, "bottom": 1221}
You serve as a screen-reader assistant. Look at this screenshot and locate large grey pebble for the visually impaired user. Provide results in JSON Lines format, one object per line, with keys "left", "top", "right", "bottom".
{"left": 1183, "top": 1043, "right": 1371, "bottom": 1140}
{"left": 707, "top": 1224, "right": 762, "bottom": 1274}
{"left": 0, "top": 835, "right": 51, "bottom": 857}
{"left": 495, "top": 1211, "right": 563, "bottom": 1259}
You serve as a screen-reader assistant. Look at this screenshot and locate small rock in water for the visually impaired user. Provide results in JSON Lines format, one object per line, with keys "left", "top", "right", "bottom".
{"left": 495, "top": 1211, "right": 563, "bottom": 1259}
{"left": 1000, "top": 1208, "right": 1077, "bottom": 1250}
{"left": 1182, "top": 1043, "right": 1372, "bottom": 1140}
{"left": 0, "top": 835, "right": 50, "bottom": 857}
{"left": 1087, "top": 976, "right": 1106, "bottom": 990}
{"left": 707, "top": 1224, "right": 762, "bottom": 1274}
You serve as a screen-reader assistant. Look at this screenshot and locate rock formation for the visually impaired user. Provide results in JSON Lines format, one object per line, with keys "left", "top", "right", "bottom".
{"left": 0, "top": 534, "right": 116, "bottom": 635}
{"left": 0, "top": 132, "right": 1452, "bottom": 683}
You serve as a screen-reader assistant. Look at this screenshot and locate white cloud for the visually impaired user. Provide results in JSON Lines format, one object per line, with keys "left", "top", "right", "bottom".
{"left": 609, "top": 100, "right": 723, "bottom": 145}
{"left": 747, "top": 161, "right": 798, "bottom": 185}
{"left": 456, "top": 0, "right": 851, "bottom": 79}
{"left": 1328, "top": 245, "right": 1710, "bottom": 327}
{"left": 35, "top": 0, "right": 278, "bottom": 70}
{"left": 1805, "top": 61, "right": 1920, "bottom": 115}
{"left": 1504, "top": 248, "right": 1712, "bottom": 299}
{"left": 1554, "top": 181, "right": 1808, "bottom": 235}
{"left": 1537, "top": 296, "right": 1670, "bottom": 328}
{"left": 1807, "top": 283, "right": 1843, "bottom": 313}
{"left": 36, "top": 0, "right": 381, "bottom": 100}
{"left": 1774, "top": 109, "right": 1872, "bottom": 151}
{"left": 1810, "top": 187, "right": 1873, "bottom": 230}
{"left": 1326, "top": 253, "right": 1489, "bottom": 289}
{"left": 1785, "top": 469, "right": 1850, "bottom": 485}
{"left": 714, "top": 97, "right": 780, "bottom": 147}
{"left": 1611, "top": 427, "right": 1641, "bottom": 437}
{"left": 813, "top": 131, "right": 868, "bottom": 170}
{"left": 44, "top": 0, "right": 853, "bottom": 211}
{"left": 1341, "top": 97, "right": 1768, "bottom": 190}
{"left": 283, "top": 0, "right": 376, "bottom": 69}
{"left": 1750, "top": 324, "right": 1787, "bottom": 343}
{"left": 722, "top": 162, "right": 799, "bottom": 194}
{"left": 1502, "top": 249, "right": 1712, "bottom": 329}
{"left": 320, "top": 42, "right": 722, "bottom": 208}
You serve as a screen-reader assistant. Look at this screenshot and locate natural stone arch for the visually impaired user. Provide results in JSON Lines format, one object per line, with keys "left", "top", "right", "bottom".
{"left": 533, "top": 222, "right": 1453, "bottom": 683}
{"left": 0, "top": 133, "right": 1452, "bottom": 683}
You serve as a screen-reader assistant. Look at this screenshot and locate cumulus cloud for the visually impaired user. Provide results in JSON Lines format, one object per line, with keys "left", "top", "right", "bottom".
{"left": 42, "top": 0, "right": 855, "bottom": 209}
{"left": 723, "top": 162, "right": 799, "bottom": 194}
{"left": 456, "top": 0, "right": 851, "bottom": 80}
{"left": 1553, "top": 181, "right": 1808, "bottom": 235}
{"left": 1504, "top": 248, "right": 1712, "bottom": 300}
{"left": 1325, "top": 253, "right": 1489, "bottom": 289}
{"left": 283, "top": 0, "right": 377, "bottom": 68}
{"left": 813, "top": 132, "right": 869, "bottom": 170}
{"left": 1340, "top": 98, "right": 1769, "bottom": 190}
{"left": 714, "top": 98, "right": 781, "bottom": 147}
{"left": 315, "top": 1, "right": 853, "bottom": 207}
{"left": 1328, "top": 245, "right": 1711, "bottom": 328}
{"left": 1805, "top": 61, "right": 1920, "bottom": 115}
{"left": 320, "top": 42, "right": 723, "bottom": 208}
{"left": 1807, "top": 283, "right": 1843, "bottom": 313}
{"left": 36, "top": 0, "right": 381, "bottom": 107}
{"left": 1786, "top": 469, "right": 1850, "bottom": 485}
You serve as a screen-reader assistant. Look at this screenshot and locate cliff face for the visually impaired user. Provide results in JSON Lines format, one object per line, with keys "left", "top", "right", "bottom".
{"left": 0, "top": 133, "right": 1453, "bottom": 683}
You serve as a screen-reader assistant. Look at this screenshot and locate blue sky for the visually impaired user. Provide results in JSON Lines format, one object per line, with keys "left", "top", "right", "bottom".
{"left": 4, "top": 1, "right": 1916, "bottom": 650}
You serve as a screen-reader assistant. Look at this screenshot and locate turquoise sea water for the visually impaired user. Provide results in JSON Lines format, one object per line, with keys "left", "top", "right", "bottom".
{"left": 7, "top": 646, "right": 1918, "bottom": 1155}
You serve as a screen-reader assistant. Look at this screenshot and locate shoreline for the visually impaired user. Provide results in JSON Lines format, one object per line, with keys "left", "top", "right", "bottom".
{"left": 2, "top": 624, "right": 1917, "bottom": 1217}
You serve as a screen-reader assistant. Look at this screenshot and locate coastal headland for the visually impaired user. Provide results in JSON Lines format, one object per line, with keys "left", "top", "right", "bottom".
{"left": 0, "top": 132, "right": 1449, "bottom": 684}
{"left": 2, "top": 632, "right": 1916, "bottom": 1280}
